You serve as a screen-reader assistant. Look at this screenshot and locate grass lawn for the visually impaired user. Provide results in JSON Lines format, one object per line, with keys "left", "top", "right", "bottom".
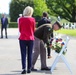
{"left": 55, "top": 29, "right": 76, "bottom": 37}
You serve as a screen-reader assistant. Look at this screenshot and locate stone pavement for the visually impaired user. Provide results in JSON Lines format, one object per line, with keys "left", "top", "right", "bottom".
{"left": 0, "top": 28, "right": 76, "bottom": 75}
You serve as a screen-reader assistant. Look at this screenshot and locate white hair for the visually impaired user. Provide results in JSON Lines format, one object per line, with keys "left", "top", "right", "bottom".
{"left": 23, "top": 6, "right": 34, "bottom": 16}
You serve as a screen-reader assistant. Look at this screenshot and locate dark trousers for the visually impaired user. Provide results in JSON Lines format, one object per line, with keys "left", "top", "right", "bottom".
{"left": 47, "top": 46, "right": 51, "bottom": 56}
{"left": 1, "top": 27, "right": 7, "bottom": 38}
{"left": 19, "top": 40, "right": 34, "bottom": 70}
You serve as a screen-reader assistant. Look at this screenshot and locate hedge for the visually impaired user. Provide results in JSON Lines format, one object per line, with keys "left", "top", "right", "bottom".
{"left": 9, "top": 22, "right": 18, "bottom": 28}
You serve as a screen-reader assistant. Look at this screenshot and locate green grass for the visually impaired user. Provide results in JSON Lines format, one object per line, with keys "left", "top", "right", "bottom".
{"left": 55, "top": 29, "right": 76, "bottom": 36}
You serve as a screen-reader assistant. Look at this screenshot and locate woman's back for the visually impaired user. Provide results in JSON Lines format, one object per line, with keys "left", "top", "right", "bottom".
{"left": 19, "top": 17, "right": 35, "bottom": 40}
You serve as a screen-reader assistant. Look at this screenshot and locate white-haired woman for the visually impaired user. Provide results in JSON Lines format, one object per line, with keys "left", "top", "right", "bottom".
{"left": 18, "top": 6, "right": 36, "bottom": 74}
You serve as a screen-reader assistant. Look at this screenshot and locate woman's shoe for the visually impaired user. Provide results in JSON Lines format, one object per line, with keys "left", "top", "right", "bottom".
{"left": 27, "top": 69, "right": 31, "bottom": 73}
{"left": 21, "top": 70, "right": 26, "bottom": 74}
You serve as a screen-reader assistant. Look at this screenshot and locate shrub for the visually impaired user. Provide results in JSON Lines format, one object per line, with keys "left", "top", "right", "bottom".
{"left": 9, "top": 22, "right": 18, "bottom": 28}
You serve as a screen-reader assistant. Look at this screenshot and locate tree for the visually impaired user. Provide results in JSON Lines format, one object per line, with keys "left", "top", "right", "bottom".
{"left": 9, "top": 0, "right": 34, "bottom": 22}
{"left": 9, "top": 0, "right": 48, "bottom": 22}
{"left": 46, "top": 0, "right": 76, "bottom": 22}
{"left": 33, "top": 0, "right": 49, "bottom": 21}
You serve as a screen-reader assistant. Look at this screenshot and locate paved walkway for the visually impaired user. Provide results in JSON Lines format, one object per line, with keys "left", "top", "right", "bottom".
{"left": 0, "top": 28, "right": 76, "bottom": 75}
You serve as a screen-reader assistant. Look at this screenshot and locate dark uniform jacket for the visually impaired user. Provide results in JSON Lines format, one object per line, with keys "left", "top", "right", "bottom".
{"left": 37, "top": 17, "right": 51, "bottom": 27}
{"left": 34, "top": 24, "right": 53, "bottom": 44}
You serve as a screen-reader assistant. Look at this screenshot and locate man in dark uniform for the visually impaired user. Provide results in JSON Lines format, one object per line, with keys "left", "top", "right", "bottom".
{"left": 37, "top": 12, "right": 51, "bottom": 27}
{"left": 38, "top": 12, "right": 52, "bottom": 58}
{"left": 1, "top": 14, "right": 8, "bottom": 38}
{"left": 32, "top": 21, "right": 62, "bottom": 71}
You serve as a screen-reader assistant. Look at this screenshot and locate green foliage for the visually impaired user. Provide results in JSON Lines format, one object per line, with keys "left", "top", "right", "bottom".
{"left": 46, "top": 0, "right": 76, "bottom": 22}
{"left": 9, "top": 22, "right": 18, "bottom": 28}
{"left": 0, "top": 14, "right": 1, "bottom": 18}
{"left": 9, "top": 0, "right": 34, "bottom": 22}
{"left": 33, "top": 0, "right": 49, "bottom": 21}
{"left": 9, "top": 0, "right": 49, "bottom": 22}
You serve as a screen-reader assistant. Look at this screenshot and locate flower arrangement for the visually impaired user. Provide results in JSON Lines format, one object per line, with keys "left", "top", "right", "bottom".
{"left": 50, "top": 38, "right": 67, "bottom": 55}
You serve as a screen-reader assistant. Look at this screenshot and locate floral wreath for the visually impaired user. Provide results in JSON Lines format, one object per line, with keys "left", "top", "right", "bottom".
{"left": 50, "top": 38, "right": 67, "bottom": 55}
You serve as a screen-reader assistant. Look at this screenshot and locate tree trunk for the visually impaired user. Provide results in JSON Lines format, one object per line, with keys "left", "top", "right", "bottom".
{"left": 70, "top": 7, "right": 76, "bottom": 22}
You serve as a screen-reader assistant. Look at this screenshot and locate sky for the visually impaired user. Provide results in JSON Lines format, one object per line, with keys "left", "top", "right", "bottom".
{"left": 0, "top": 0, "right": 11, "bottom": 14}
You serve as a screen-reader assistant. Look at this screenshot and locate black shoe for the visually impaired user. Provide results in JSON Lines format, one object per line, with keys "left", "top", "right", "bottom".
{"left": 21, "top": 70, "right": 26, "bottom": 74}
{"left": 31, "top": 68, "right": 37, "bottom": 71}
{"left": 6, "top": 36, "right": 8, "bottom": 39}
{"left": 1, "top": 36, "right": 3, "bottom": 38}
{"left": 27, "top": 69, "right": 31, "bottom": 73}
{"left": 41, "top": 67, "right": 50, "bottom": 70}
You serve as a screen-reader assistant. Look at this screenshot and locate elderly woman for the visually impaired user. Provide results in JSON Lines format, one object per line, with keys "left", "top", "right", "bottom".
{"left": 18, "top": 6, "right": 36, "bottom": 74}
